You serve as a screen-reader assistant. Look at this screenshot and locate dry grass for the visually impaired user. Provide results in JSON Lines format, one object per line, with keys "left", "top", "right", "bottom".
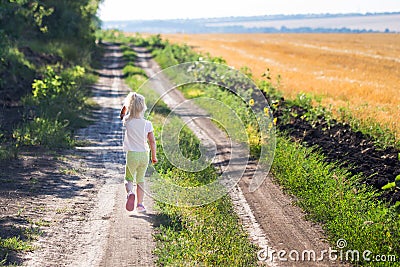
{"left": 162, "top": 33, "right": 400, "bottom": 141}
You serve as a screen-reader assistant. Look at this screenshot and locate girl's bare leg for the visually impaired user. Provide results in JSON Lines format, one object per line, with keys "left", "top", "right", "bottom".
{"left": 136, "top": 182, "right": 145, "bottom": 205}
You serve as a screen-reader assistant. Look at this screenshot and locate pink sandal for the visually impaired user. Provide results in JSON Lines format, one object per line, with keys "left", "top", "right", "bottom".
{"left": 126, "top": 193, "right": 135, "bottom": 211}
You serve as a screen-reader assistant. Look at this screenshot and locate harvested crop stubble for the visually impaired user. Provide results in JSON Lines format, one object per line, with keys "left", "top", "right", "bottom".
{"left": 163, "top": 33, "right": 400, "bottom": 140}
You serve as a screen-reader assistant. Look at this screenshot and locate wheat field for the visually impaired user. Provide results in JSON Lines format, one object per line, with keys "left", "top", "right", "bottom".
{"left": 162, "top": 33, "right": 400, "bottom": 140}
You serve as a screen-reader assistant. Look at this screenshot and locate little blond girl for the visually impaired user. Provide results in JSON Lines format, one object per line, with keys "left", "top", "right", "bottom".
{"left": 120, "top": 92, "right": 157, "bottom": 212}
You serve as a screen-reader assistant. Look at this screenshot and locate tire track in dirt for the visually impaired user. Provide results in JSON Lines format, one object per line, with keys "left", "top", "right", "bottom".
{"left": 77, "top": 44, "right": 157, "bottom": 267}
{"left": 134, "top": 46, "right": 344, "bottom": 266}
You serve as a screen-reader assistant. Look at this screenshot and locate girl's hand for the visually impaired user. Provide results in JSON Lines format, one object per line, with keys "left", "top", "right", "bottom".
{"left": 119, "top": 106, "right": 127, "bottom": 120}
{"left": 151, "top": 156, "right": 158, "bottom": 164}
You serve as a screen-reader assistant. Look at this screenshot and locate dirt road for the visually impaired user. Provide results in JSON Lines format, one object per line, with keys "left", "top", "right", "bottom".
{"left": 18, "top": 43, "right": 342, "bottom": 266}
{"left": 23, "top": 44, "right": 157, "bottom": 266}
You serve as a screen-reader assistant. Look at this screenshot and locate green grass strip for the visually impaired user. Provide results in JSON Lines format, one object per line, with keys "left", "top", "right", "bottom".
{"left": 151, "top": 115, "right": 258, "bottom": 266}
{"left": 146, "top": 95, "right": 258, "bottom": 267}
{"left": 273, "top": 136, "right": 400, "bottom": 265}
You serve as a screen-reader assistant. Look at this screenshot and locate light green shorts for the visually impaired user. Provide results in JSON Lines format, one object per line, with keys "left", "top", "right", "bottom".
{"left": 125, "top": 151, "right": 149, "bottom": 184}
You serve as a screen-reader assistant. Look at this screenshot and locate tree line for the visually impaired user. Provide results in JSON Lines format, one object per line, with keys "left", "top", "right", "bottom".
{"left": 0, "top": 0, "right": 102, "bottom": 105}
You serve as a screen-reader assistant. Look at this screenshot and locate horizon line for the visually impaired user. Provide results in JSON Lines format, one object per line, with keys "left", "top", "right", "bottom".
{"left": 100, "top": 11, "right": 400, "bottom": 22}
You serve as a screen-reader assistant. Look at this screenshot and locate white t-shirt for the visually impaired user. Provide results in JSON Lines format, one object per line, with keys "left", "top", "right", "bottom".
{"left": 123, "top": 118, "right": 154, "bottom": 152}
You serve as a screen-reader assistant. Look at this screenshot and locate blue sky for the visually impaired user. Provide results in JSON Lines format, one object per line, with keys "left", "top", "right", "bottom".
{"left": 98, "top": 0, "right": 400, "bottom": 21}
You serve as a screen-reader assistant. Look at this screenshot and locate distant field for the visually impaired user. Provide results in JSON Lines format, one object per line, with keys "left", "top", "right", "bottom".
{"left": 109, "top": 13, "right": 400, "bottom": 33}
{"left": 205, "top": 14, "right": 400, "bottom": 32}
{"left": 162, "top": 33, "right": 400, "bottom": 139}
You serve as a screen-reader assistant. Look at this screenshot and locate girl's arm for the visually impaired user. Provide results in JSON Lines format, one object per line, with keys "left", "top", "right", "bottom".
{"left": 119, "top": 106, "right": 127, "bottom": 120}
{"left": 147, "top": 131, "right": 158, "bottom": 164}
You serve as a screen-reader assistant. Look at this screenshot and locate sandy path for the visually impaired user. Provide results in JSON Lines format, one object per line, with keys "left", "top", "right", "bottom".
{"left": 134, "top": 46, "right": 342, "bottom": 266}
{"left": 23, "top": 44, "right": 157, "bottom": 267}
{"left": 92, "top": 44, "right": 157, "bottom": 267}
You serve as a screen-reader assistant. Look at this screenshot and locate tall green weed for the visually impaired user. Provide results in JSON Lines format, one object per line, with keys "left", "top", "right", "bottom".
{"left": 14, "top": 65, "right": 95, "bottom": 148}
{"left": 13, "top": 117, "right": 72, "bottom": 148}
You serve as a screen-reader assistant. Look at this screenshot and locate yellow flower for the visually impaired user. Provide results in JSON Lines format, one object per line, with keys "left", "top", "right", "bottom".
{"left": 249, "top": 99, "right": 255, "bottom": 106}
{"left": 264, "top": 107, "right": 270, "bottom": 116}
{"left": 273, "top": 118, "right": 277, "bottom": 125}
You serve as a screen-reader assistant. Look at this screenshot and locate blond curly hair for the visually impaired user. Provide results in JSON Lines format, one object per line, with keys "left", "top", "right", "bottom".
{"left": 123, "top": 92, "right": 147, "bottom": 123}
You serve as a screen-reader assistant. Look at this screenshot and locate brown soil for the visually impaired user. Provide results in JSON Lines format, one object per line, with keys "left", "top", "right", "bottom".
{"left": 273, "top": 102, "right": 400, "bottom": 204}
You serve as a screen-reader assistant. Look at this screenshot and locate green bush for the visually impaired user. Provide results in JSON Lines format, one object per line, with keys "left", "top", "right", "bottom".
{"left": 122, "top": 64, "right": 147, "bottom": 77}
{"left": 14, "top": 65, "right": 94, "bottom": 149}
{"left": 25, "top": 65, "right": 93, "bottom": 128}
{"left": 0, "top": 131, "right": 18, "bottom": 160}
{"left": 0, "top": 31, "right": 9, "bottom": 88}
{"left": 97, "top": 29, "right": 127, "bottom": 43}
{"left": 122, "top": 50, "right": 137, "bottom": 62}
{"left": 152, "top": 45, "right": 179, "bottom": 69}
{"left": 13, "top": 117, "right": 72, "bottom": 148}
{"left": 2, "top": 46, "right": 35, "bottom": 88}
